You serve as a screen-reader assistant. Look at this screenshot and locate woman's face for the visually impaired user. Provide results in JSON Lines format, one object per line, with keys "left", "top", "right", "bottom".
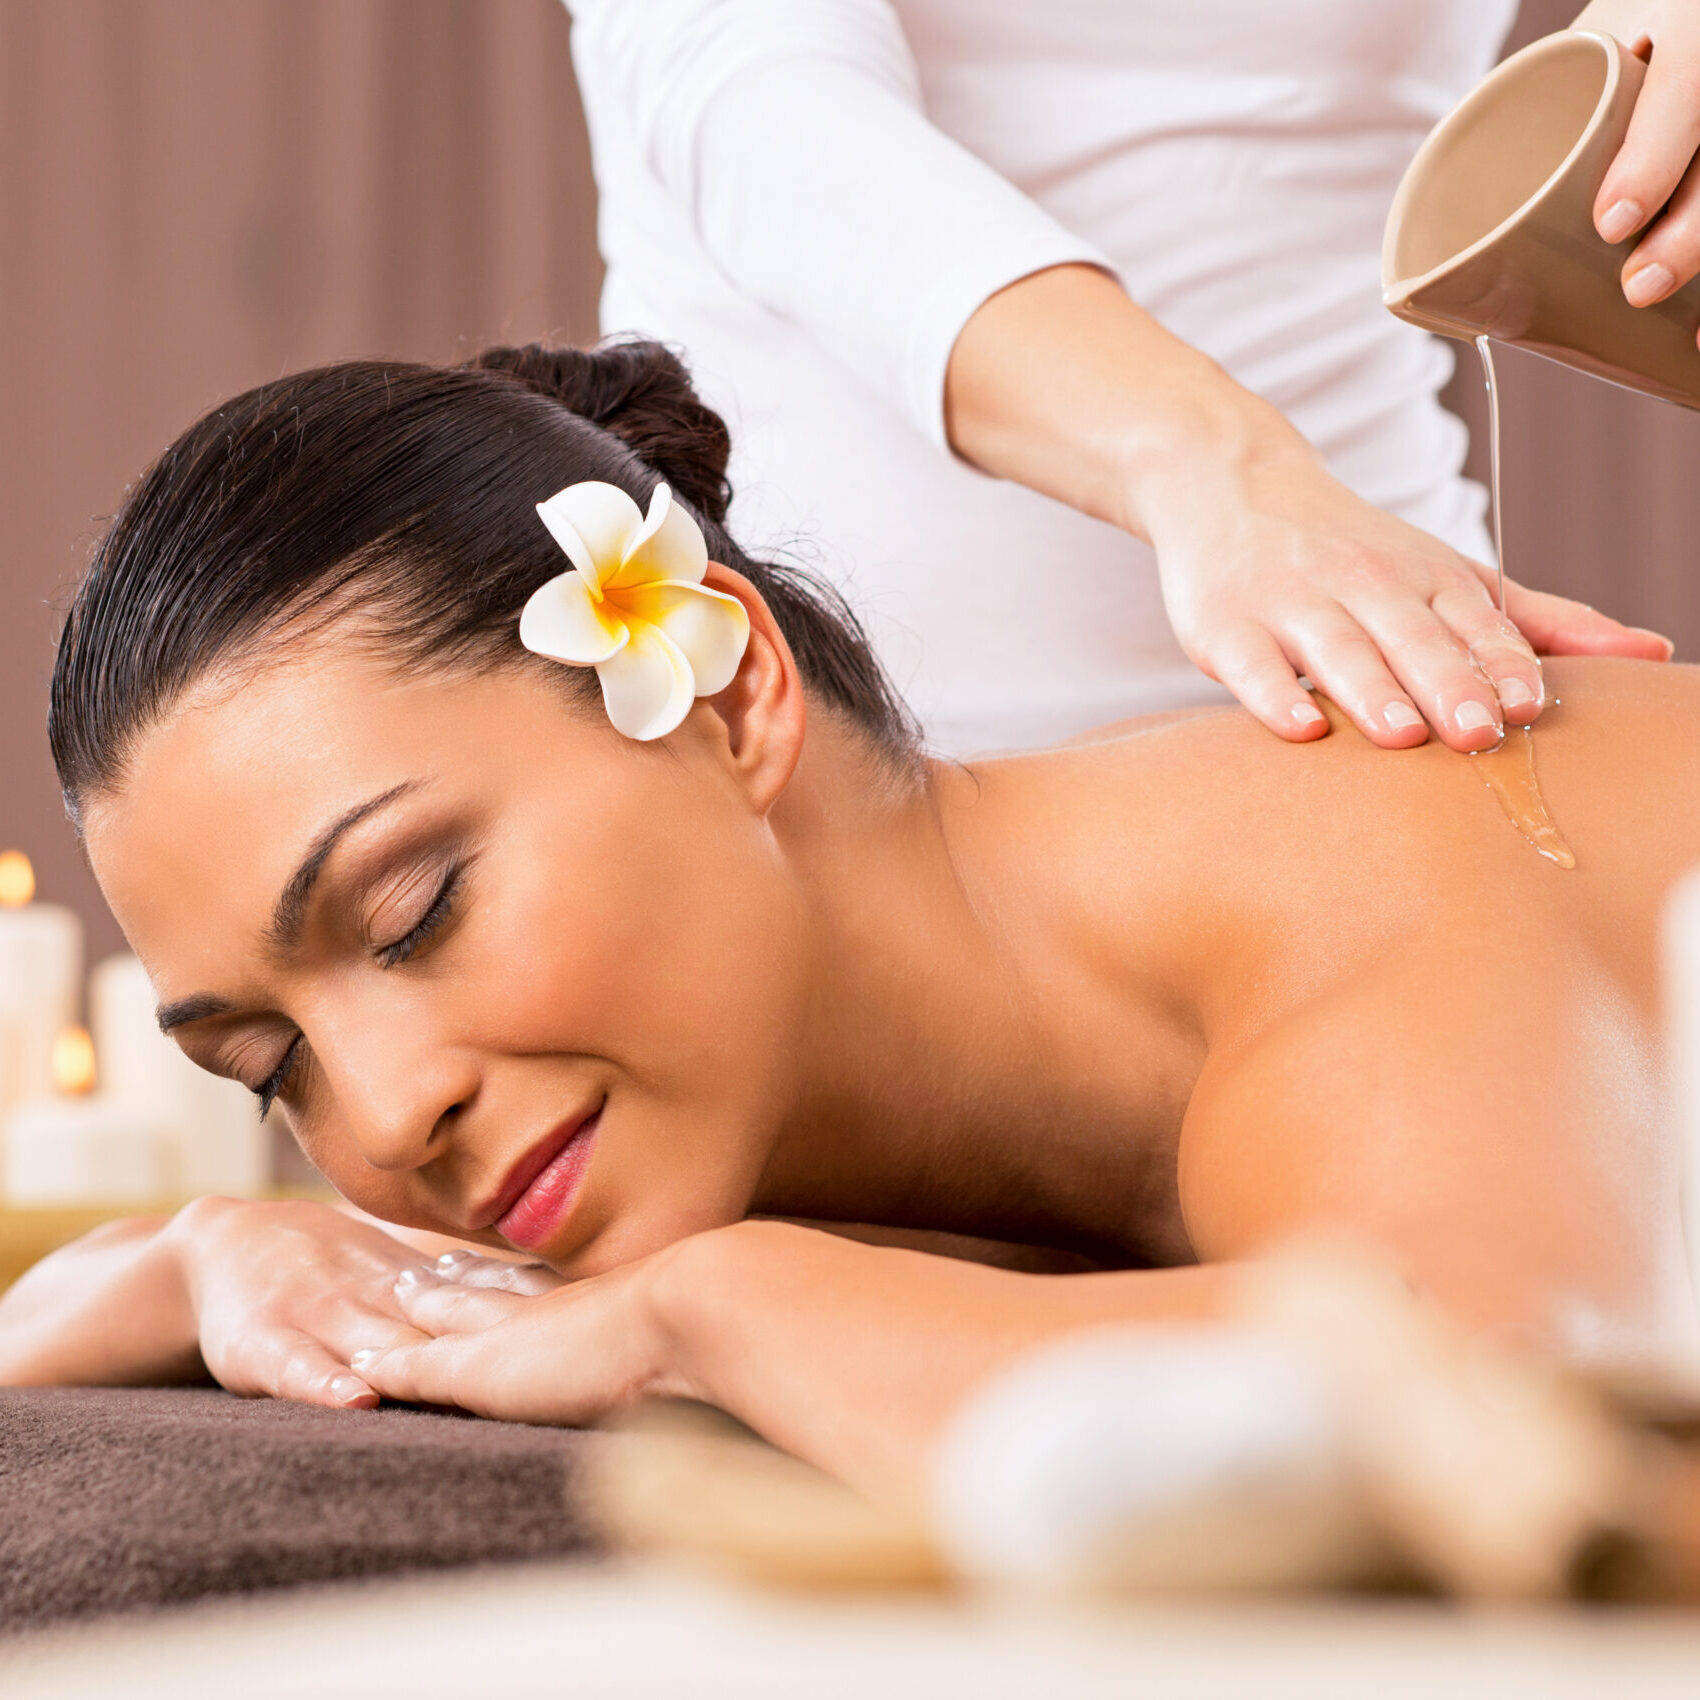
{"left": 84, "top": 637, "right": 812, "bottom": 1275}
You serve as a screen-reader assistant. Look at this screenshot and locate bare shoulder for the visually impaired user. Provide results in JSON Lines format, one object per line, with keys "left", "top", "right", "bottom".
{"left": 1176, "top": 928, "right": 1686, "bottom": 1357}
{"left": 1542, "top": 654, "right": 1700, "bottom": 709}
{"left": 1052, "top": 706, "right": 1227, "bottom": 748}
{"left": 1536, "top": 656, "right": 1700, "bottom": 772}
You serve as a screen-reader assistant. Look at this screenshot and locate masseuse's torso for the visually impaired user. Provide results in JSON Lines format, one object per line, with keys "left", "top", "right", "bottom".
{"left": 579, "top": 0, "right": 1518, "bottom": 751}
{"left": 936, "top": 659, "right": 1697, "bottom": 1342}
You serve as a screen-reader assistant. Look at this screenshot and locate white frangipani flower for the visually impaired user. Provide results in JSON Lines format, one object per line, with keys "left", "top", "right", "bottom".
{"left": 519, "top": 481, "right": 751, "bottom": 741}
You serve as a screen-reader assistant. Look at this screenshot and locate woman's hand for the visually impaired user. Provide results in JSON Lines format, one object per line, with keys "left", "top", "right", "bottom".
{"left": 1577, "top": 2, "right": 1700, "bottom": 308}
{"left": 346, "top": 1250, "right": 675, "bottom": 1425}
{"left": 164, "top": 1196, "right": 438, "bottom": 1409}
{"left": 1138, "top": 428, "right": 1672, "bottom": 753}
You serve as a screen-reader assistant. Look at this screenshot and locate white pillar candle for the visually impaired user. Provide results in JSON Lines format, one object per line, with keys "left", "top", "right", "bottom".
{"left": 2, "top": 1093, "right": 168, "bottom": 1207}
{"left": 1667, "top": 867, "right": 1700, "bottom": 1324}
{"left": 0, "top": 855, "right": 83, "bottom": 1115}
{"left": 91, "top": 954, "right": 269, "bottom": 1197}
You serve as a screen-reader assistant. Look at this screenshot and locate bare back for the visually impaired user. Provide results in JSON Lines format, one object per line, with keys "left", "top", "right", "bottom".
{"left": 984, "top": 659, "right": 1700, "bottom": 1356}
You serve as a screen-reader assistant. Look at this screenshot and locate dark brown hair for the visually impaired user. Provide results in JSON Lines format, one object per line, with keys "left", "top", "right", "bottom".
{"left": 49, "top": 340, "right": 915, "bottom": 813}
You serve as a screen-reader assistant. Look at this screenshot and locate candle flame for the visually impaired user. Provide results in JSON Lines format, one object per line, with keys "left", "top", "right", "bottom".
{"left": 0, "top": 850, "right": 34, "bottom": 908}
{"left": 52, "top": 1026, "right": 97, "bottom": 1096}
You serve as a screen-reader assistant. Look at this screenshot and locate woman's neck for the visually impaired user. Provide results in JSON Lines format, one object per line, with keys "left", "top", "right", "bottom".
{"left": 752, "top": 723, "right": 1210, "bottom": 1262}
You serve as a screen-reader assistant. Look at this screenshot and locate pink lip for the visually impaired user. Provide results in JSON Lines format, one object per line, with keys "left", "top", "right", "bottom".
{"left": 488, "top": 1106, "right": 603, "bottom": 1251}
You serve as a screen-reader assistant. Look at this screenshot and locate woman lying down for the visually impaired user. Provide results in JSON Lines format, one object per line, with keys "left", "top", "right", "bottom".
{"left": 3, "top": 342, "right": 1697, "bottom": 1514}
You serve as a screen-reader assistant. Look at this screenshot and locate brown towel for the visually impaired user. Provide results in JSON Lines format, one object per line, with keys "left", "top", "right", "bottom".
{"left": 0, "top": 1387, "right": 600, "bottom": 1631}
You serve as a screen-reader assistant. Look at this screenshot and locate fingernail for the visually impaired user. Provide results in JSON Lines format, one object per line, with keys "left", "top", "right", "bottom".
{"left": 1599, "top": 197, "right": 1643, "bottom": 243}
{"left": 435, "top": 1251, "right": 473, "bottom": 1274}
{"left": 349, "top": 1349, "right": 379, "bottom": 1372}
{"left": 1383, "top": 702, "right": 1424, "bottom": 732}
{"left": 1625, "top": 263, "right": 1674, "bottom": 307}
{"left": 331, "top": 1375, "right": 373, "bottom": 1406}
{"left": 1455, "top": 700, "right": 1500, "bottom": 735}
{"left": 1498, "top": 677, "right": 1539, "bottom": 710}
{"left": 1292, "top": 699, "right": 1326, "bottom": 728}
{"left": 395, "top": 1267, "right": 430, "bottom": 1293}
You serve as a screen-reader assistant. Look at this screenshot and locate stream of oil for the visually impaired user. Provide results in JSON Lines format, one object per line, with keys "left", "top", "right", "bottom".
{"left": 1467, "top": 335, "right": 1575, "bottom": 869}
{"left": 1475, "top": 333, "right": 1506, "bottom": 615}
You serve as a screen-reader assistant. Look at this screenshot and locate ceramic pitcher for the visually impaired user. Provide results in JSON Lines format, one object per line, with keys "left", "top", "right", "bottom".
{"left": 1383, "top": 30, "right": 1700, "bottom": 410}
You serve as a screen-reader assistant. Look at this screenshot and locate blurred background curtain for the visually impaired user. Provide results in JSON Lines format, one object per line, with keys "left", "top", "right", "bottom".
{"left": 1, "top": 0, "right": 1696, "bottom": 957}
{"left": 0, "top": 0, "right": 602, "bottom": 957}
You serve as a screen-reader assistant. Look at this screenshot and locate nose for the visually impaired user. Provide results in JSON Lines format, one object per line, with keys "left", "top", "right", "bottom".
{"left": 311, "top": 1007, "right": 482, "bottom": 1175}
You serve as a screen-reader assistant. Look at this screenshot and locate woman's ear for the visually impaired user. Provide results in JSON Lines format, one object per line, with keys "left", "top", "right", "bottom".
{"left": 696, "top": 562, "right": 807, "bottom": 814}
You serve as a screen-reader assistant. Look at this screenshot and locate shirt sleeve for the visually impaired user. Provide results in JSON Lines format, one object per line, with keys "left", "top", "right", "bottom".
{"left": 565, "top": 0, "right": 1113, "bottom": 450}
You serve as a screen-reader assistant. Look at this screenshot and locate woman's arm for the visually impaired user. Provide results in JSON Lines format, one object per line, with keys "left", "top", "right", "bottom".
{"left": 0, "top": 1215, "right": 199, "bottom": 1387}
{"left": 655, "top": 1223, "right": 1239, "bottom": 1504}
{"left": 943, "top": 264, "right": 1672, "bottom": 754}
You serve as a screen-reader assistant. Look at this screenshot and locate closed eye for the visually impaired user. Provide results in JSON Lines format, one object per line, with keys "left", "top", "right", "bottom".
{"left": 253, "top": 1033, "right": 301, "bottom": 1120}
{"left": 376, "top": 863, "right": 463, "bottom": 970}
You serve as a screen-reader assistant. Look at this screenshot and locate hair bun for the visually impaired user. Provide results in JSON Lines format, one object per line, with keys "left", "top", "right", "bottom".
{"left": 469, "top": 340, "right": 732, "bottom": 526}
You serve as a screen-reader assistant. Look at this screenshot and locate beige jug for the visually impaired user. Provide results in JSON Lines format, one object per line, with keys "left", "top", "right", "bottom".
{"left": 1383, "top": 30, "right": 1700, "bottom": 409}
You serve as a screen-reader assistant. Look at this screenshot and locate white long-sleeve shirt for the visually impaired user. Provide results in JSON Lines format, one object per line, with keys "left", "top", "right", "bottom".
{"left": 566, "top": 0, "right": 1519, "bottom": 753}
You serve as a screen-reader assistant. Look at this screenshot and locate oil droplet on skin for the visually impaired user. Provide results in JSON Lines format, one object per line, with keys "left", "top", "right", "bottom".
{"left": 1468, "top": 721, "right": 1577, "bottom": 869}
{"left": 1310, "top": 691, "right": 1576, "bottom": 868}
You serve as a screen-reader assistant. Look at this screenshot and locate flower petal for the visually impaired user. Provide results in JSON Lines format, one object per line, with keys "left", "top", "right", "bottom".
{"left": 594, "top": 621, "right": 696, "bottom": 741}
{"left": 519, "top": 571, "right": 630, "bottom": 666}
{"left": 607, "top": 482, "right": 708, "bottom": 591}
{"left": 536, "top": 482, "right": 644, "bottom": 592}
{"left": 618, "top": 581, "right": 750, "bottom": 697}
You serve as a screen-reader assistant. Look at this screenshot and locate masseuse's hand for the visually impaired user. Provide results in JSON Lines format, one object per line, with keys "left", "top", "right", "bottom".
{"left": 946, "top": 264, "right": 1674, "bottom": 754}
{"left": 165, "top": 1196, "right": 432, "bottom": 1410}
{"left": 1139, "top": 430, "right": 1673, "bottom": 752}
{"left": 1577, "top": 1, "right": 1700, "bottom": 307}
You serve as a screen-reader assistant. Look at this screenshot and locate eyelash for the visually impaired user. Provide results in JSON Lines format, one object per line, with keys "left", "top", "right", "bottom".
{"left": 254, "top": 1037, "right": 299, "bottom": 1121}
{"left": 250, "top": 863, "right": 465, "bottom": 1117}
{"left": 376, "top": 863, "right": 463, "bottom": 969}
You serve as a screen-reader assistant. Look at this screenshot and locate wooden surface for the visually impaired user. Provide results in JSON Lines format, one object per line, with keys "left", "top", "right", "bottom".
{"left": 0, "top": 1190, "right": 337, "bottom": 1288}
{"left": 0, "top": 1204, "right": 164, "bottom": 1288}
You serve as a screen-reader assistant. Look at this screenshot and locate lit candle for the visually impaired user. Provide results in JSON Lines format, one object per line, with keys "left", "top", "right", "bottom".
{"left": 0, "top": 851, "right": 83, "bottom": 1114}
{"left": 1, "top": 1024, "right": 168, "bottom": 1206}
{"left": 91, "top": 954, "right": 269, "bottom": 1197}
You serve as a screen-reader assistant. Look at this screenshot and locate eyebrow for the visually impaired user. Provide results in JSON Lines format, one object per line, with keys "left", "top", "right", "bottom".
{"left": 157, "top": 992, "right": 236, "bottom": 1034}
{"left": 266, "top": 782, "right": 420, "bottom": 953}
{"left": 153, "top": 780, "right": 420, "bottom": 1033}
